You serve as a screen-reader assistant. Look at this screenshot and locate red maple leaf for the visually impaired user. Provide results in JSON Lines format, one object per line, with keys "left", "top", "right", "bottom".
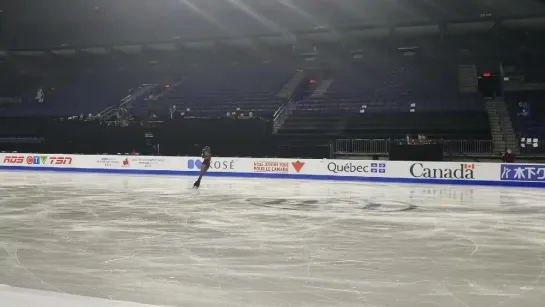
{"left": 292, "top": 161, "right": 305, "bottom": 173}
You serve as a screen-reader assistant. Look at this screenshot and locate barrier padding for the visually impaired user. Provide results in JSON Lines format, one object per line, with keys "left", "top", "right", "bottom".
{"left": 1, "top": 154, "right": 544, "bottom": 188}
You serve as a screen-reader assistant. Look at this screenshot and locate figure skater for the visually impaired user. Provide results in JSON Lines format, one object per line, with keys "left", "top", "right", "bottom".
{"left": 193, "top": 146, "right": 211, "bottom": 188}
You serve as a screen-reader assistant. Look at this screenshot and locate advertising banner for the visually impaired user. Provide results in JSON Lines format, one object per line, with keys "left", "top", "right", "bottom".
{"left": 408, "top": 163, "right": 477, "bottom": 180}
{"left": 253, "top": 161, "right": 289, "bottom": 173}
{"left": 324, "top": 160, "right": 387, "bottom": 176}
{"left": 2, "top": 155, "right": 73, "bottom": 167}
{"left": 1, "top": 152, "right": 545, "bottom": 187}
{"left": 251, "top": 160, "right": 305, "bottom": 174}
{"left": 500, "top": 164, "right": 545, "bottom": 182}
{"left": 186, "top": 158, "right": 237, "bottom": 172}
{"left": 126, "top": 156, "right": 167, "bottom": 169}
{"left": 96, "top": 156, "right": 126, "bottom": 168}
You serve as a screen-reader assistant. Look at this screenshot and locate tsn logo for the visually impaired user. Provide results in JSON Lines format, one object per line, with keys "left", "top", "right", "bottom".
{"left": 49, "top": 157, "right": 73, "bottom": 165}
{"left": 2, "top": 155, "right": 72, "bottom": 165}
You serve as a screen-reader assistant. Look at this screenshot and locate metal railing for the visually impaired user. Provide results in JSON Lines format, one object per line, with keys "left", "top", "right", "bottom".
{"left": 335, "top": 139, "right": 497, "bottom": 156}
{"left": 335, "top": 139, "right": 390, "bottom": 155}
{"left": 98, "top": 84, "right": 158, "bottom": 119}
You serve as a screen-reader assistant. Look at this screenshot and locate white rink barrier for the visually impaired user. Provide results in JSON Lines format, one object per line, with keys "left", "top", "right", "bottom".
{"left": 0, "top": 153, "right": 544, "bottom": 187}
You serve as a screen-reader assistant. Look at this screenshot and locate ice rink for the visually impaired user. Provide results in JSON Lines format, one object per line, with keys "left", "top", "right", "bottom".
{"left": 1, "top": 171, "right": 544, "bottom": 307}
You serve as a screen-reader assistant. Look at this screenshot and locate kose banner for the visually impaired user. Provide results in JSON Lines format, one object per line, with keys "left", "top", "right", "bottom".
{"left": 188, "top": 159, "right": 235, "bottom": 170}
{"left": 410, "top": 163, "right": 476, "bottom": 179}
{"left": 327, "top": 162, "right": 386, "bottom": 174}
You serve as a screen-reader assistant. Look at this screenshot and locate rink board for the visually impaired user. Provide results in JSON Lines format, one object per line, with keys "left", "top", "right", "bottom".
{"left": 1, "top": 153, "right": 544, "bottom": 187}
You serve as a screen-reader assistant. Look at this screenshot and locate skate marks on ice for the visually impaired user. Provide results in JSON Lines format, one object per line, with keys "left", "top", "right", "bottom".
{"left": 0, "top": 172, "right": 544, "bottom": 307}
{"left": 245, "top": 197, "right": 418, "bottom": 212}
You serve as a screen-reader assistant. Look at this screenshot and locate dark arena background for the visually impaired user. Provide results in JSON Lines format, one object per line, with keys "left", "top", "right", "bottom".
{"left": 1, "top": 1, "right": 545, "bottom": 307}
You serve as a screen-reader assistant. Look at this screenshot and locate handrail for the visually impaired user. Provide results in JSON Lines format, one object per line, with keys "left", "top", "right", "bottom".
{"left": 273, "top": 104, "right": 286, "bottom": 120}
{"left": 97, "top": 84, "right": 158, "bottom": 119}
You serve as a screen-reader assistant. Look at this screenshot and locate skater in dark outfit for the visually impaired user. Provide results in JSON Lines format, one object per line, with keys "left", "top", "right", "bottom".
{"left": 193, "top": 146, "right": 211, "bottom": 188}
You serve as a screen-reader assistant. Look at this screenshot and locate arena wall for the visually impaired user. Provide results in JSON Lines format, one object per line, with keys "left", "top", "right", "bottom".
{"left": 0, "top": 153, "right": 543, "bottom": 187}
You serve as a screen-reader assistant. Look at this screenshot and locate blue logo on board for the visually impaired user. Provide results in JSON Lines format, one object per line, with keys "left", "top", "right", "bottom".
{"left": 370, "top": 163, "right": 387, "bottom": 173}
{"left": 500, "top": 164, "right": 545, "bottom": 182}
{"left": 188, "top": 159, "right": 204, "bottom": 170}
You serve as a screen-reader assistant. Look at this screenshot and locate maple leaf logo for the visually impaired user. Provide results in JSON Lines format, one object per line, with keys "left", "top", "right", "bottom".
{"left": 464, "top": 164, "right": 475, "bottom": 169}
{"left": 292, "top": 161, "right": 305, "bottom": 173}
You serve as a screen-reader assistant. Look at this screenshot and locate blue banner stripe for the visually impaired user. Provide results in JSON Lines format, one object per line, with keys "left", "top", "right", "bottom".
{"left": 2, "top": 165, "right": 545, "bottom": 188}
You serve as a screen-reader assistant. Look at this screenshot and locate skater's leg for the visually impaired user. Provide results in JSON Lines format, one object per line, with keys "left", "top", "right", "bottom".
{"left": 194, "top": 164, "right": 210, "bottom": 188}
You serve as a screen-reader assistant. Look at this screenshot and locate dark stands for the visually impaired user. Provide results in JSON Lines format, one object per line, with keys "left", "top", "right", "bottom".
{"left": 275, "top": 55, "right": 491, "bottom": 159}
{"left": 130, "top": 65, "right": 292, "bottom": 119}
{"left": 344, "top": 112, "right": 490, "bottom": 140}
{"left": 0, "top": 117, "right": 271, "bottom": 157}
{"left": 506, "top": 91, "right": 545, "bottom": 138}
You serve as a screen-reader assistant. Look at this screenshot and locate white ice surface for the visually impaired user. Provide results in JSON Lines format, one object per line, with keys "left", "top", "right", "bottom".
{"left": 0, "top": 171, "right": 544, "bottom": 307}
{"left": 0, "top": 284, "right": 161, "bottom": 307}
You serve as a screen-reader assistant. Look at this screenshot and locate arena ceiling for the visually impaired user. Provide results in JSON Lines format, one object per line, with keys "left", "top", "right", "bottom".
{"left": 0, "top": 0, "right": 544, "bottom": 54}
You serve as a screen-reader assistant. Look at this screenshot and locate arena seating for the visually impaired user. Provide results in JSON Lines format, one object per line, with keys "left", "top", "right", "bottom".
{"left": 131, "top": 65, "right": 294, "bottom": 118}
{"left": 343, "top": 112, "right": 490, "bottom": 139}
{"left": 0, "top": 73, "right": 172, "bottom": 117}
{"left": 1, "top": 63, "right": 294, "bottom": 119}
{"left": 277, "top": 56, "right": 489, "bottom": 142}
{"left": 505, "top": 91, "right": 545, "bottom": 138}
{"left": 0, "top": 76, "right": 42, "bottom": 99}
{"left": 520, "top": 55, "right": 545, "bottom": 83}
